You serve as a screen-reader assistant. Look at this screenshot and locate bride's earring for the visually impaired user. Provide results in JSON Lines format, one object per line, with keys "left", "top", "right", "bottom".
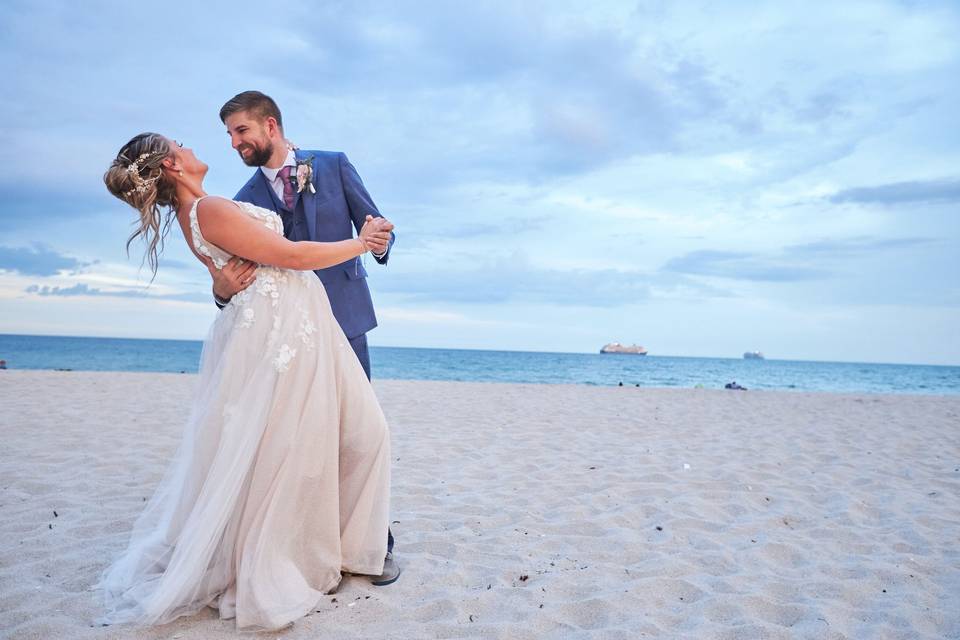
{"left": 178, "top": 169, "right": 184, "bottom": 177}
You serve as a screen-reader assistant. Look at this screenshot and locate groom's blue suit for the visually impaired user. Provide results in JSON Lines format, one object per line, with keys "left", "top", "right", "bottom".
{"left": 233, "top": 150, "right": 394, "bottom": 379}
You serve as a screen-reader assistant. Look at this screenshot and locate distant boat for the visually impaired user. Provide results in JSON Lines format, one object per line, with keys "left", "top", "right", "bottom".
{"left": 743, "top": 351, "right": 765, "bottom": 360}
{"left": 601, "top": 342, "right": 648, "bottom": 355}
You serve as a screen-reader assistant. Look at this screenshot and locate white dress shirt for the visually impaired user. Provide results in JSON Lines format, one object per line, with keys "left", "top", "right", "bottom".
{"left": 260, "top": 150, "right": 297, "bottom": 201}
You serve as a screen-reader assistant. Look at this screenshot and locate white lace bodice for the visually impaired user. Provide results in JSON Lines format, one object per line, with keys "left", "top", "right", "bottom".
{"left": 188, "top": 197, "right": 284, "bottom": 270}
{"left": 186, "top": 196, "right": 318, "bottom": 367}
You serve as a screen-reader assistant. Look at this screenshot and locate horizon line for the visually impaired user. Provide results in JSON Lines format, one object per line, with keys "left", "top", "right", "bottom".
{"left": 0, "top": 332, "right": 957, "bottom": 369}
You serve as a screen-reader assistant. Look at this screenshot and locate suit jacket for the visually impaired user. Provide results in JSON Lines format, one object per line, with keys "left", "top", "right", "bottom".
{"left": 234, "top": 150, "right": 394, "bottom": 339}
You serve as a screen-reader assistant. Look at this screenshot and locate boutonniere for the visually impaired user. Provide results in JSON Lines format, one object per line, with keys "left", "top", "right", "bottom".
{"left": 294, "top": 155, "right": 316, "bottom": 194}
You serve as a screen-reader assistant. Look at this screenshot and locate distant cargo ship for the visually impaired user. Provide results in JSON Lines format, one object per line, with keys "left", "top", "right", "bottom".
{"left": 601, "top": 342, "right": 648, "bottom": 355}
{"left": 743, "top": 351, "right": 765, "bottom": 360}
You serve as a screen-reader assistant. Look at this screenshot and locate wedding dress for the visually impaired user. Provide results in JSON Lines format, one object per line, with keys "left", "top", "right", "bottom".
{"left": 98, "top": 198, "right": 391, "bottom": 630}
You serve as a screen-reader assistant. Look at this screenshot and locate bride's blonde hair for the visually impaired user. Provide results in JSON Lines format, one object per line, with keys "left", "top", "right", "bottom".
{"left": 103, "top": 133, "right": 178, "bottom": 278}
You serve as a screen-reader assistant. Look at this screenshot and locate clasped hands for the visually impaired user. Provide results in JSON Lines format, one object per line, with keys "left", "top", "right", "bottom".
{"left": 359, "top": 215, "right": 393, "bottom": 255}
{"left": 210, "top": 214, "right": 395, "bottom": 303}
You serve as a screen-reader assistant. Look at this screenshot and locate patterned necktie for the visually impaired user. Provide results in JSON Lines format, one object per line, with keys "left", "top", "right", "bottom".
{"left": 277, "top": 166, "right": 296, "bottom": 210}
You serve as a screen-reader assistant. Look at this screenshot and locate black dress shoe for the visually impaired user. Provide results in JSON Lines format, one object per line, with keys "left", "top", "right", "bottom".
{"left": 370, "top": 552, "right": 401, "bottom": 586}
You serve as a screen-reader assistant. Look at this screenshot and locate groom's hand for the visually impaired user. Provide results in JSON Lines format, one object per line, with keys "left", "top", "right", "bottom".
{"left": 208, "top": 256, "right": 257, "bottom": 302}
{"left": 363, "top": 215, "right": 394, "bottom": 255}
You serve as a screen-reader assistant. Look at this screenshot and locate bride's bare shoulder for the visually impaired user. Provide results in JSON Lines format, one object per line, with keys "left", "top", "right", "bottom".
{"left": 196, "top": 195, "right": 242, "bottom": 214}
{"left": 194, "top": 197, "right": 247, "bottom": 228}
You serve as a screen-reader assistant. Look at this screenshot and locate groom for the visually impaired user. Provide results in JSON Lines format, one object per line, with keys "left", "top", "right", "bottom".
{"left": 209, "top": 90, "right": 399, "bottom": 586}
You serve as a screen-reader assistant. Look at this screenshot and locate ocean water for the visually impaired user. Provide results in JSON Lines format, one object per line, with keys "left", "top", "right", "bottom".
{"left": 1, "top": 334, "right": 957, "bottom": 395}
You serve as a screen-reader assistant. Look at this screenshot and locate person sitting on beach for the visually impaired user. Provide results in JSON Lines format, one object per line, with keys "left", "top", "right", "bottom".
{"left": 99, "top": 132, "right": 396, "bottom": 631}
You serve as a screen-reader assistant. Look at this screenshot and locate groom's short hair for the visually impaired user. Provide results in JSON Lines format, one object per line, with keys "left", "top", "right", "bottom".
{"left": 219, "top": 91, "right": 283, "bottom": 130}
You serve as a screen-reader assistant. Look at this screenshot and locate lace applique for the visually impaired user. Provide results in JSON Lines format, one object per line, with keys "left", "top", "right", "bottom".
{"left": 232, "top": 286, "right": 253, "bottom": 309}
{"left": 244, "top": 268, "right": 293, "bottom": 366}
{"left": 297, "top": 307, "right": 316, "bottom": 350}
{"left": 254, "top": 270, "right": 285, "bottom": 302}
{"left": 235, "top": 201, "right": 284, "bottom": 236}
{"left": 269, "top": 310, "right": 284, "bottom": 357}
{"left": 273, "top": 344, "right": 297, "bottom": 372}
{"left": 188, "top": 198, "right": 227, "bottom": 270}
{"left": 239, "top": 307, "right": 255, "bottom": 329}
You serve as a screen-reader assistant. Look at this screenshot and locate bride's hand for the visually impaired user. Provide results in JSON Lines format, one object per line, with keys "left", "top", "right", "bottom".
{"left": 359, "top": 215, "right": 394, "bottom": 254}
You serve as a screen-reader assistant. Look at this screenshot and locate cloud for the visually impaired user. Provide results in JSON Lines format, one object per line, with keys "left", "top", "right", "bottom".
{"left": 0, "top": 184, "right": 116, "bottom": 231}
{"left": 661, "top": 250, "right": 826, "bottom": 282}
{"left": 408, "top": 214, "right": 550, "bottom": 241}
{"left": 783, "top": 236, "right": 935, "bottom": 257}
{"left": 828, "top": 178, "right": 960, "bottom": 205}
{"left": 378, "top": 254, "right": 651, "bottom": 306}
{"left": 255, "top": 3, "right": 734, "bottom": 183}
{"left": 662, "top": 236, "right": 940, "bottom": 283}
{"left": 0, "top": 244, "right": 90, "bottom": 276}
{"left": 24, "top": 283, "right": 208, "bottom": 303}
{"left": 376, "top": 252, "right": 734, "bottom": 306}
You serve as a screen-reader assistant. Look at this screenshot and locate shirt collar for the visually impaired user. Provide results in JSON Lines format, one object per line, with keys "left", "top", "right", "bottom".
{"left": 260, "top": 149, "right": 297, "bottom": 182}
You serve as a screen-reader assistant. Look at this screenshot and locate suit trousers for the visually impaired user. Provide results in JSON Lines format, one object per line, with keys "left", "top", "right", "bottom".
{"left": 348, "top": 333, "right": 371, "bottom": 381}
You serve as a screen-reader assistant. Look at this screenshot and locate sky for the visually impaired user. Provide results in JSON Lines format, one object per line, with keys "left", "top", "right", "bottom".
{"left": 0, "top": 0, "right": 958, "bottom": 365}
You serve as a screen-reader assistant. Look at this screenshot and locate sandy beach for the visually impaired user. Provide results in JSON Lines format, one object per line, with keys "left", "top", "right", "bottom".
{"left": 1, "top": 370, "right": 958, "bottom": 639}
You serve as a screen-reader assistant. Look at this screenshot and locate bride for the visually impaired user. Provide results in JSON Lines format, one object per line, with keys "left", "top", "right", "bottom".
{"left": 98, "top": 132, "right": 395, "bottom": 631}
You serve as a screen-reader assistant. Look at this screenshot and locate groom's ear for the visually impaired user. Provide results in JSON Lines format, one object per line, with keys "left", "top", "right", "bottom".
{"left": 264, "top": 116, "right": 282, "bottom": 138}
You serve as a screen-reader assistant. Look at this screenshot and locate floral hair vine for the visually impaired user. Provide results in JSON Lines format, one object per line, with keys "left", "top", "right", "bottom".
{"left": 122, "top": 152, "right": 164, "bottom": 197}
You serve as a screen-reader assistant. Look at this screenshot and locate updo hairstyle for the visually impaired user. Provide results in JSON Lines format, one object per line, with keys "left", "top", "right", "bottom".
{"left": 104, "top": 133, "right": 178, "bottom": 277}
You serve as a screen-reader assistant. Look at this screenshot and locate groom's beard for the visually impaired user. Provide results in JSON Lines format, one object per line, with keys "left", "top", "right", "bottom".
{"left": 238, "top": 141, "right": 274, "bottom": 167}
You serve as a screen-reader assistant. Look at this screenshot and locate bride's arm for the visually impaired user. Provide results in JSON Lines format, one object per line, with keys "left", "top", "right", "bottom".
{"left": 194, "top": 197, "right": 386, "bottom": 270}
